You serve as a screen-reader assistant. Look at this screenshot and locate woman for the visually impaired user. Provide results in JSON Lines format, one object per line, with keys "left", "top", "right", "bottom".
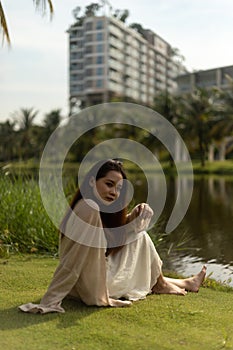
{"left": 19, "top": 159, "right": 206, "bottom": 314}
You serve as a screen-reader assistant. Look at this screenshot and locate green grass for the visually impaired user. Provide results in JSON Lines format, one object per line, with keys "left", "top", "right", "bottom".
{"left": 1, "top": 255, "right": 233, "bottom": 350}
{"left": 0, "top": 174, "right": 171, "bottom": 257}
{"left": 3, "top": 159, "right": 233, "bottom": 175}
{"left": 192, "top": 160, "right": 233, "bottom": 175}
{"left": 0, "top": 175, "right": 59, "bottom": 255}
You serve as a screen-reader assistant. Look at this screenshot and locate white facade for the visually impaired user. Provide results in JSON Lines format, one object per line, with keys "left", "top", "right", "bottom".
{"left": 68, "top": 15, "right": 185, "bottom": 112}
{"left": 176, "top": 65, "right": 233, "bottom": 94}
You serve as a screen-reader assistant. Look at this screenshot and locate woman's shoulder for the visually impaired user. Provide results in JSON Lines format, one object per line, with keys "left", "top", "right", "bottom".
{"left": 73, "top": 198, "right": 101, "bottom": 225}
{"left": 74, "top": 198, "right": 100, "bottom": 215}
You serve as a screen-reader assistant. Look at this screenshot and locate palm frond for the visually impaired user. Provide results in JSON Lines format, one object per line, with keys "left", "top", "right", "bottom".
{"left": 0, "top": 1, "right": 11, "bottom": 46}
{"left": 33, "top": 0, "right": 54, "bottom": 19}
{"left": 0, "top": 1, "right": 54, "bottom": 47}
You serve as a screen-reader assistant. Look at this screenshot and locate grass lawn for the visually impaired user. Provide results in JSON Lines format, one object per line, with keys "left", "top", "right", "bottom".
{"left": 1, "top": 256, "right": 233, "bottom": 350}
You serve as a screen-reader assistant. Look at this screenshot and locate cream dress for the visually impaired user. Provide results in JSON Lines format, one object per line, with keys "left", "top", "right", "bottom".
{"left": 19, "top": 199, "right": 162, "bottom": 314}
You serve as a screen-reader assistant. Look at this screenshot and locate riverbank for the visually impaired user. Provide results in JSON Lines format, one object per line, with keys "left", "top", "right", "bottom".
{"left": 1, "top": 255, "right": 233, "bottom": 350}
{"left": 2, "top": 159, "right": 233, "bottom": 176}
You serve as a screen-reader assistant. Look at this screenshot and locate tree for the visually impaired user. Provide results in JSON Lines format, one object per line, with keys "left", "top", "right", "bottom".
{"left": 180, "top": 89, "right": 217, "bottom": 166}
{"left": 169, "top": 47, "right": 185, "bottom": 65}
{"left": 209, "top": 76, "right": 233, "bottom": 160}
{"left": 0, "top": 0, "right": 54, "bottom": 46}
{"left": 12, "top": 108, "right": 39, "bottom": 160}
{"left": 0, "top": 119, "right": 17, "bottom": 161}
{"left": 72, "top": 6, "right": 82, "bottom": 20}
{"left": 219, "top": 75, "right": 233, "bottom": 130}
{"left": 129, "top": 23, "right": 145, "bottom": 37}
{"left": 113, "top": 9, "right": 129, "bottom": 23}
{"left": 71, "top": 3, "right": 101, "bottom": 27}
{"left": 42, "top": 109, "right": 62, "bottom": 143}
{"left": 84, "top": 3, "right": 101, "bottom": 17}
{"left": 153, "top": 91, "right": 184, "bottom": 164}
{"left": 15, "top": 107, "right": 38, "bottom": 131}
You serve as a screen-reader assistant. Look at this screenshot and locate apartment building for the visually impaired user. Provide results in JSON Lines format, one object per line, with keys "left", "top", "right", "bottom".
{"left": 176, "top": 65, "right": 233, "bottom": 94}
{"left": 68, "top": 15, "right": 186, "bottom": 112}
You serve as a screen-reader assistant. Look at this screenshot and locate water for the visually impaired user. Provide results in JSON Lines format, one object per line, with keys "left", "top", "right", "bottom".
{"left": 132, "top": 174, "right": 233, "bottom": 286}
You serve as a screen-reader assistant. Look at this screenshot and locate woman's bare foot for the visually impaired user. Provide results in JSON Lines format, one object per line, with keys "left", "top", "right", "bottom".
{"left": 152, "top": 276, "right": 187, "bottom": 296}
{"left": 109, "top": 298, "right": 132, "bottom": 307}
{"left": 183, "top": 265, "right": 207, "bottom": 292}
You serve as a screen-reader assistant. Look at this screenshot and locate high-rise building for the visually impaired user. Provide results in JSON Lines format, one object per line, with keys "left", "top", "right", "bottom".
{"left": 68, "top": 15, "right": 186, "bottom": 113}
{"left": 176, "top": 65, "right": 233, "bottom": 94}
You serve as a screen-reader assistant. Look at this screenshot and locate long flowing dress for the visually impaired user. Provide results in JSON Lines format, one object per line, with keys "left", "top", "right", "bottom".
{"left": 19, "top": 199, "right": 162, "bottom": 314}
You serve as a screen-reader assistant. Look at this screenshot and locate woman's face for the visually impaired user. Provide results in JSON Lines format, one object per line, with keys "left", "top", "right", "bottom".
{"left": 92, "top": 170, "right": 123, "bottom": 204}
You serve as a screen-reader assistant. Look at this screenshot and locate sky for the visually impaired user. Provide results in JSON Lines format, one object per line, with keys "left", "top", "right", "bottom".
{"left": 0, "top": 0, "right": 233, "bottom": 124}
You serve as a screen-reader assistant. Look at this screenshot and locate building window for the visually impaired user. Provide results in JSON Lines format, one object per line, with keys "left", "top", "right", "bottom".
{"left": 70, "top": 74, "right": 78, "bottom": 81}
{"left": 70, "top": 43, "right": 78, "bottom": 50}
{"left": 70, "top": 53, "right": 78, "bottom": 59}
{"left": 85, "top": 57, "right": 93, "bottom": 65}
{"left": 85, "top": 46, "right": 93, "bottom": 54}
{"left": 85, "top": 34, "right": 93, "bottom": 42}
{"left": 96, "top": 56, "right": 103, "bottom": 64}
{"left": 85, "top": 68, "right": 93, "bottom": 76}
{"left": 97, "top": 43, "right": 103, "bottom": 53}
{"left": 75, "top": 39, "right": 83, "bottom": 48}
{"left": 86, "top": 22, "right": 93, "bottom": 31}
{"left": 96, "top": 20, "right": 103, "bottom": 30}
{"left": 70, "top": 63, "right": 78, "bottom": 70}
{"left": 96, "top": 32, "right": 103, "bottom": 41}
{"left": 71, "top": 84, "right": 83, "bottom": 92}
{"left": 96, "top": 79, "right": 103, "bottom": 87}
{"left": 77, "top": 63, "right": 83, "bottom": 70}
{"left": 71, "top": 74, "right": 83, "bottom": 82}
{"left": 96, "top": 67, "right": 103, "bottom": 75}
{"left": 78, "top": 52, "right": 83, "bottom": 59}
{"left": 85, "top": 80, "right": 93, "bottom": 88}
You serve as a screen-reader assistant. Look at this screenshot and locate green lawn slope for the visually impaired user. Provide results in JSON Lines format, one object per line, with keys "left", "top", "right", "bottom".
{"left": 1, "top": 256, "right": 233, "bottom": 350}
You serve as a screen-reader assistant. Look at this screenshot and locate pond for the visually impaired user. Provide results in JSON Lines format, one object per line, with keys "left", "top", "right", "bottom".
{"left": 132, "top": 173, "right": 233, "bottom": 286}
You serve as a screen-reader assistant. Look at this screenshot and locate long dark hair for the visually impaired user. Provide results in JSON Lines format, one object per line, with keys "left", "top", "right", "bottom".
{"left": 60, "top": 159, "right": 128, "bottom": 254}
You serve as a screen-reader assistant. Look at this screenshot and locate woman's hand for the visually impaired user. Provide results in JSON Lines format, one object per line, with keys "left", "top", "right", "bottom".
{"left": 128, "top": 203, "right": 154, "bottom": 222}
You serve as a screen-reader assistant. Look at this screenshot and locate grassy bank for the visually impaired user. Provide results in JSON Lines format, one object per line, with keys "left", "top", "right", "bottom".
{"left": 0, "top": 175, "right": 59, "bottom": 255}
{"left": 0, "top": 255, "right": 233, "bottom": 350}
{"left": 0, "top": 174, "right": 167, "bottom": 256}
{"left": 2, "top": 159, "right": 233, "bottom": 175}
{"left": 192, "top": 160, "right": 233, "bottom": 175}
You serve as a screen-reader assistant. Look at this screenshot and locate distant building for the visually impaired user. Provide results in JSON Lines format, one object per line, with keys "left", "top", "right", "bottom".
{"left": 68, "top": 15, "right": 186, "bottom": 113}
{"left": 176, "top": 65, "right": 233, "bottom": 94}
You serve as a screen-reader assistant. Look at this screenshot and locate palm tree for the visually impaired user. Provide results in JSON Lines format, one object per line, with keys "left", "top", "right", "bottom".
{"left": 180, "top": 88, "right": 217, "bottom": 166}
{"left": 210, "top": 76, "right": 233, "bottom": 160}
{"left": 220, "top": 75, "right": 233, "bottom": 126}
{"left": 0, "top": 0, "right": 54, "bottom": 46}
{"left": 153, "top": 91, "right": 184, "bottom": 164}
{"left": 12, "top": 108, "right": 38, "bottom": 160}
{"left": 0, "top": 119, "right": 17, "bottom": 161}
{"left": 42, "top": 108, "right": 62, "bottom": 142}
{"left": 15, "top": 107, "right": 38, "bottom": 131}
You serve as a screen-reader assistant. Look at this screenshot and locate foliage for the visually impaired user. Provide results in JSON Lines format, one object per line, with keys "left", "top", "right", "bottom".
{"left": 0, "top": 174, "right": 59, "bottom": 256}
{"left": 0, "top": 108, "right": 63, "bottom": 162}
{"left": 1, "top": 83, "right": 233, "bottom": 166}
{"left": 71, "top": 2, "right": 130, "bottom": 26}
{"left": 129, "top": 22, "right": 145, "bottom": 36}
{"left": 179, "top": 88, "right": 216, "bottom": 166}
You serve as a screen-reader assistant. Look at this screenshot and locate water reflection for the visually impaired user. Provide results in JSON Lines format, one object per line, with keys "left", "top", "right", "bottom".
{"left": 131, "top": 173, "right": 233, "bottom": 286}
